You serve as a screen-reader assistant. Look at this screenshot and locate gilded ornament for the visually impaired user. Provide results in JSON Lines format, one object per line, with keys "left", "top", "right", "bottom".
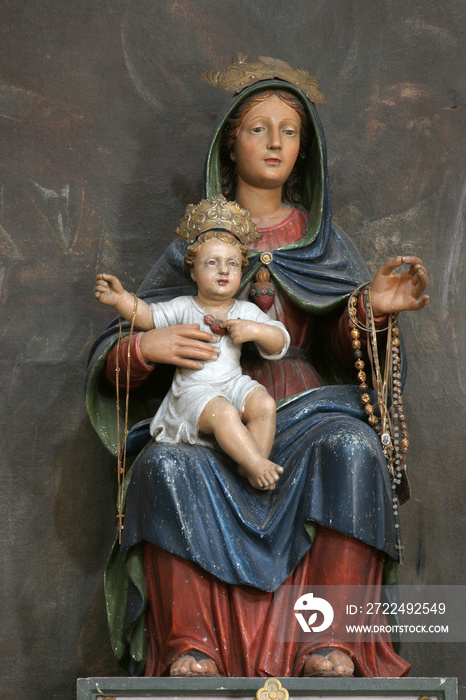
{"left": 256, "top": 678, "right": 289, "bottom": 700}
{"left": 200, "top": 53, "right": 326, "bottom": 105}
{"left": 260, "top": 252, "right": 273, "bottom": 265}
{"left": 175, "top": 194, "right": 261, "bottom": 244}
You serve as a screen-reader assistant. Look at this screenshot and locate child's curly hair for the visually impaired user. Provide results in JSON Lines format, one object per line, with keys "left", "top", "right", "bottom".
{"left": 184, "top": 230, "right": 249, "bottom": 270}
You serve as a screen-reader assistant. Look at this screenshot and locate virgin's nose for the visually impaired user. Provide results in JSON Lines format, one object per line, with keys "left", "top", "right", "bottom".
{"left": 267, "top": 126, "right": 282, "bottom": 150}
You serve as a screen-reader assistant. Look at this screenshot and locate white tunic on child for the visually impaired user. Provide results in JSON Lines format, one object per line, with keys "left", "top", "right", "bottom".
{"left": 149, "top": 296, "right": 290, "bottom": 447}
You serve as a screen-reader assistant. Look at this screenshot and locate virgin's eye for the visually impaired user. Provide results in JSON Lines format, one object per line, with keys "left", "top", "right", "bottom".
{"left": 251, "top": 126, "right": 265, "bottom": 133}
{"left": 283, "top": 128, "right": 297, "bottom": 136}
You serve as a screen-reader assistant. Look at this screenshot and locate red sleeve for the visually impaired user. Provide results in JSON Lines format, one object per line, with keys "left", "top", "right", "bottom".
{"left": 104, "top": 332, "right": 155, "bottom": 389}
{"left": 325, "top": 295, "right": 388, "bottom": 374}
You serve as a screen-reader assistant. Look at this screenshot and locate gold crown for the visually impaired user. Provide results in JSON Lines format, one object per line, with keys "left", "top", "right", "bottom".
{"left": 200, "top": 53, "right": 326, "bottom": 105}
{"left": 174, "top": 194, "right": 261, "bottom": 244}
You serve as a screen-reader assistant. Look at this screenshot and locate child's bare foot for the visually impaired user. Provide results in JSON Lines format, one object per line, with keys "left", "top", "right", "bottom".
{"left": 239, "top": 457, "right": 283, "bottom": 491}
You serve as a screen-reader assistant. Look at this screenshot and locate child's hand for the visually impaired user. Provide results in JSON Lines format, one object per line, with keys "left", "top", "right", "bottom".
{"left": 94, "top": 273, "right": 125, "bottom": 307}
{"left": 224, "top": 318, "right": 288, "bottom": 356}
{"left": 223, "top": 319, "right": 261, "bottom": 345}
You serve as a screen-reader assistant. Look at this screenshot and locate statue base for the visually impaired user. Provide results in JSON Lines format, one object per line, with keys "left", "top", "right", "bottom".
{"left": 77, "top": 676, "right": 457, "bottom": 700}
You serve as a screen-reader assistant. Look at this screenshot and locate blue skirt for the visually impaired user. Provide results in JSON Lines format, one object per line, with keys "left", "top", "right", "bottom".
{"left": 121, "top": 385, "right": 396, "bottom": 592}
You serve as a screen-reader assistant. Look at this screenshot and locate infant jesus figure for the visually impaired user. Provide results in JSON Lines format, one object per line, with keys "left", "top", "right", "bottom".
{"left": 94, "top": 195, "right": 290, "bottom": 490}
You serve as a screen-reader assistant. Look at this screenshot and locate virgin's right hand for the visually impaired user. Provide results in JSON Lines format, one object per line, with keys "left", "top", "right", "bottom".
{"left": 139, "top": 324, "right": 219, "bottom": 369}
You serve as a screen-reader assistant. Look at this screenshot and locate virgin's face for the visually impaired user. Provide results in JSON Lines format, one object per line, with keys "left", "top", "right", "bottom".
{"left": 232, "top": 95, "right": 301, "bottom": 191}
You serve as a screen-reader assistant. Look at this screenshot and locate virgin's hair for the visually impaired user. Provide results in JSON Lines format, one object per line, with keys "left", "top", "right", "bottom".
{"left": 184, "top": 230, "right": 249, "bottom": 270}
{"left": 220, "top": 90, "right": 310, "bottom": 203}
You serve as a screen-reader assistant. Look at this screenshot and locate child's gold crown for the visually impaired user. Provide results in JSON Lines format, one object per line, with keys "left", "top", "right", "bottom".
{"left": 175, "top": 195, "right": 261, "bottom": 245}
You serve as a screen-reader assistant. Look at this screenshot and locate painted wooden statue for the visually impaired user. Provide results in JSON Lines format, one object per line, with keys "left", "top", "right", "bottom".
{"left": 87, "top": 55, "right": 429, "bottom": 678}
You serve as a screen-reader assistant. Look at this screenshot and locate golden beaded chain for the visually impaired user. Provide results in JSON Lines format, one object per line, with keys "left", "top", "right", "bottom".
{"left": 115, "top": 293, "right": 138, "bottom": 543}
{"left": 348, "top": 283, "right": 409, "bottom": 560}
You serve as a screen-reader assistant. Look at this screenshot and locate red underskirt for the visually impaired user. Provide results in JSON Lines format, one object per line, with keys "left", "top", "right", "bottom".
{"left": 143, "top": 527, "right": 410, "bottom": 678}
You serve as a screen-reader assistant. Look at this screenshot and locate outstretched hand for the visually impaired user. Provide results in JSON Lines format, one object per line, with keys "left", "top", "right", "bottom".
{"left": 94, "top": 273, "right": 124, "bottom": 307}
{"left": 370, "top": 256, "right": 429, "bottom": 317}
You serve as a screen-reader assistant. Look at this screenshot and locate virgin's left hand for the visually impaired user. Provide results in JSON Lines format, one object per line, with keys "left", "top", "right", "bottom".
{"left": 370, "top": 256, "right": 429, "bottom": 317}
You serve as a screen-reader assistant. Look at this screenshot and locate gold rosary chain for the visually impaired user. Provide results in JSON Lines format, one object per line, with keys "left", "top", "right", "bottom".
{"left": 115, "top": 292, "right": 138, "bottom": 543}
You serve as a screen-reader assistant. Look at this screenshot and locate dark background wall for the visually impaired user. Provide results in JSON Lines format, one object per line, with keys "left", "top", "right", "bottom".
{"left": 0, "top": 1, "right": 464, "bottom": 698}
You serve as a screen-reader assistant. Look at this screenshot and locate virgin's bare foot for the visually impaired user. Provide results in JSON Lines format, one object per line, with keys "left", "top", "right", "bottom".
{"left": 170, "top": 653, "right": 219, "bottom": 677}
{"left": 303, "top": 649, "right": 354, "bottom": 677}
{"left": 239, "top": 457, "right": 283, "bottom": 490}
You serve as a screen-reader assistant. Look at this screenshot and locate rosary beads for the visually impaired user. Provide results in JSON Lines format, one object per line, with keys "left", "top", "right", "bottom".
{"left": 348, "top": 283, "right": 409, "bottom": 560}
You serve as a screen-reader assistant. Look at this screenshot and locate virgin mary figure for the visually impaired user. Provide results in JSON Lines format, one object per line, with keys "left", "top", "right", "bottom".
{"left": 86, "top": 55, "right": 428, "bottom": 678}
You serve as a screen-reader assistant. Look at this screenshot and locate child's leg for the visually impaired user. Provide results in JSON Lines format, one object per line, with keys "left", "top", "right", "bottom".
{"left": 198, "top": 397, "right": 282, "bottom": 490}
{"left": 241, "top": 387, "right": 276, "bottom": 459}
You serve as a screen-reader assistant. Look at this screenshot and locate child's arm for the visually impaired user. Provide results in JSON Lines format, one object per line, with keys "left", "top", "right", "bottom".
{"left": 94, "top": 273, "right": 154, "bottom": 331}
{"left": 225, "top": 319, "right": 287, "bottom": 356}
